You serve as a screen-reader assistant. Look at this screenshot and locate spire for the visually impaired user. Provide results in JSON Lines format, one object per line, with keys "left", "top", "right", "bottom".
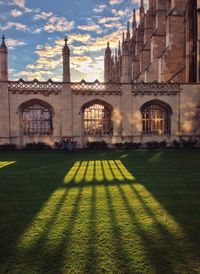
{"left": 64, "top": 36, "right": 68, "bottom": 45}
{"left": 132, "top": 9, "right": 137, "bottom": 34}
{"left": 105, "top": 41, "right": 111, "bottom": 56}
{"left": 2, "top": 35, "right": 5, "bottom": 46}
{"left": 122, "top": 31, "right": 125, "bottom": 43}
{"left": 140, "top": 0, "right": 145, "bottom": 23}
{"left": 0, "top": 34, "right": 8, "bottom": 81}
{"left": 118, "top": 40, "right": 121, "bottom": 56}
{"left": 63, "top": 35, "right": 70, "bottom": 82}
{"left": 126, "top": 21, "right": 130, "bottom": 40}
{"left": 0, "top": 35, "right": 7, "bottom": 51}
{"left": 115, "top": 48, "right": 118, "bottom": 63}
{"left": 63, "top": 35, "right": 70, "bottom": 55}
{"left": 141, "top": 0, "right": 144, "bottom": 9}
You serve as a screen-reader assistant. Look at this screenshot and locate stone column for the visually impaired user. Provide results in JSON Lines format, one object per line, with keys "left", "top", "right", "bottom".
{"left": 121, "top": 84, "right": 132, "bottom": 141}
{"left": 0, "top": 35, "right": 8, "bottom": 81}
{"left": 0, "top": 35, "right": 10, "bottom": 144}
{"left": 61, "top": 37, "right": 72, "bottom": 138}
{"left": 63, "top": 36, "right": 70, "bottom": 83}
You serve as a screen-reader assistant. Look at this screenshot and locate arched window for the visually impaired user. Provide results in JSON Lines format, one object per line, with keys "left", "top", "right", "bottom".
{"left": 141, "top": 101, "right": 171, "bottom": 135}
{"left": 22, "top": 103, "right": 52, "bottom": 136}
{"left": 83, "top": 101, "right": 112, "bottom": 136}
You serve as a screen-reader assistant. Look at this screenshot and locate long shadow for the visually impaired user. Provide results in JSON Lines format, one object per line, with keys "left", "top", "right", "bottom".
{"left": 130, "top": 184, "right": 200, "bottom": 272}
{"left": 49, "top": 162, "right": 89, "bottom": 273}
{"left": 115, "top": 159, "right": 200, "bottom": 272}
{"left": 1, "top": 150, "right": 200, "bottom": 273}
{"left": 122, "top": 150, "right": 200, "bottom": 256}
{"left": 17, "top": 187, "right": 70, "bottom": 254}
{"left": 0, "top": 151, "right": 79, "bottom": 272}
{"left": 84, "top": 163, "right": 97, "bottom": 273}
{"left": 26, "top": 184, "right": 84, "bottom": 273}
{"left": 107, "top": 160, "right": 174, "bottom": 272}
{"left": 104, "top": 182, "right": 134, "bottom": 273}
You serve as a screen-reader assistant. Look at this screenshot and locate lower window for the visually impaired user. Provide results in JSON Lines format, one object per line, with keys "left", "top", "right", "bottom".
{"left": 22, "top": 103, "right": 52, "bottom": 136}
{"left": 142, "top": 103, "right": 171, "bottom": 135}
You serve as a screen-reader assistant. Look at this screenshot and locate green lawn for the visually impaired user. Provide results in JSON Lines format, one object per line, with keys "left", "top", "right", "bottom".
{"left": 0, "top": 149, "right": 200, "bottom": 274}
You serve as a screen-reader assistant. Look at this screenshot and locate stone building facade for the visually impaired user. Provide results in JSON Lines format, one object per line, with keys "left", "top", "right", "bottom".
{"left": 105, "top": 0, "right": 200, "bottom": 84}
{"left": 0, "top": 0, "right": 200, "bottom": 148}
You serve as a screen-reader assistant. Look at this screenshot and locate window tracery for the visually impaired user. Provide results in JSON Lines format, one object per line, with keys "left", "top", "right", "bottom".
{"left": 83, "top": 103, "right": 112, "bottom": 136}
{"left": 22, "top": 103, "right": 52, "bottom": 136}
{"left": 142, "top": 102, "right": 171, "bottom": 135}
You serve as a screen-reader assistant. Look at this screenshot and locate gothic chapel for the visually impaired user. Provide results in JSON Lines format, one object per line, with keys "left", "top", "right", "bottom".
{"left": 0, "top": 0, "right": 200, "bottom": 148}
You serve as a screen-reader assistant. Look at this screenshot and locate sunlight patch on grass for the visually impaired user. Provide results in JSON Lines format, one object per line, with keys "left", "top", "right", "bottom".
{"left": 85, "top": 161, "right": 95, "bottom": 182}
{"left": 0, "top": 161, "right": 16, "bottom": 169}
{"left": 75, "top": 161, "right": 88, "bottom": 183}
{"left": 115, "top": 160, "right": 135, "bottom": 180}
{"left": 17, "top": 188, "right": 68, "bottom": 249}
{"left": 63, "top": 161, "right": 80, "bottom": 183}
{"left": 95, "top": 160, "right": 104, "bottom": 182}
{"left": 63, "top": 160, "right": 135, "bottom": 184}
{"left": 102, "top": 160, "right": 114, "bottom": 181}
{"left": 134, "top": 184, "right": 183, "bottom": 234}
{"left": 129, "top": 184, "right": 199, "bottom": 271}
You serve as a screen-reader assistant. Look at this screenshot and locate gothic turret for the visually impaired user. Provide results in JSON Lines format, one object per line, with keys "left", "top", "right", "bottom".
{"left": 126, "top": 21, "right": 130, "bottom": 40}
{"left": 104, "top": 42, "right": 112, "bottom": 82}
{"left": 140, "top": 0, "right": 145, "bottom": 24}
{"left": 62, "top": 36, "right": 70, "bottom": 82}
{"left": 0, "top": 35, "right": 8, "bottom": 81}
{"left": 118, "top": 41, "right": 121, "bottom": 56}
{"left": 122, "top": 37, "right": 130, "bottom": 83}
{"left": 132, "top": 9, "right": 137, "bottom": 36}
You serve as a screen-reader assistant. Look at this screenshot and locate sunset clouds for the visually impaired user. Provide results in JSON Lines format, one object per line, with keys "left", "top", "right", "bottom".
{"left": 0, "top": 0, "right": 145, "bottom": 81}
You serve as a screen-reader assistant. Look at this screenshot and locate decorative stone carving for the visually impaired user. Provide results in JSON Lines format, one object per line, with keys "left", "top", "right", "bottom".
{"left": 71, "top": 79, "right": 122, "bottom": 95}
{"left": 8, "top": 79, "right": 62, "bottom": 94}
{"left": 132, "top": 82, "right": 180, "bottom": 95}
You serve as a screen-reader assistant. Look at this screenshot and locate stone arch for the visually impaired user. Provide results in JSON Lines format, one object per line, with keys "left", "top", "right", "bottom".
{"left": 18, "top": 98, "right": 54, "bottom": 137}
{"left": 140, "top": 99, "right": 172, "bottom": 114}
{"left": 81, "top": 99, "right": 113, "bottom": 112}
{"left": 18, "top": 98, "right": 55, "bottom": 114}
{"left": 81, "top": 99, "right": 113, "bottom": 137}
{"left": 140, "top": 99, "right": 172, "bottom": 135}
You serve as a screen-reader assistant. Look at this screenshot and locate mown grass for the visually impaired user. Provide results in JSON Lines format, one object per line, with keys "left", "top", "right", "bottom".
{"left": 0, "top": 149, "right": 200, "bottom": 274}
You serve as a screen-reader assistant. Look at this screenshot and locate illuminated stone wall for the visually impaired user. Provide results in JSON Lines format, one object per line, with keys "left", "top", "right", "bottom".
{"left": 0, "top": 80, "right": 200, "bottom": 147}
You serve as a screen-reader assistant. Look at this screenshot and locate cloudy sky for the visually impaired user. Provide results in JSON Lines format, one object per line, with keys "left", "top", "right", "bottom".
{"left": 0, "top": 0, "right": 148, "bottom": 82}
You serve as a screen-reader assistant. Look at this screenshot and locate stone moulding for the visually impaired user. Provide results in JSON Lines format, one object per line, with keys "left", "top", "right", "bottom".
{"left": 8, "top": 79, "right": 122, "bottom": 96}
{"left": 7, "top": 79, "right": 180, "bottom": 96}
{"left": 132, "top": 83, "right": 181, "bottom": 95}
{"left": 71, "top": 80, "right": 122, "bottom": 95}
{"left": 8, "top": 79, "right": 62, "bottom": 94}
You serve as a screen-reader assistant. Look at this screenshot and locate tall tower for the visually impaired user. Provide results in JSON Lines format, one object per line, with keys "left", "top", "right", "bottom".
{"left": 122, "top": 39, "right": 131, "bottom": 83}
{"left": 104, "top": 42, "right": 112, "bottom": 82}
{"left": 62, "top": 36, "right": 70, "bottom": 82}
{"left": 0, "top": 35, "right": 8, "bottom": 81}
{"left": 0, "top": 35, "right": 10, "bottom": 144}
{"left": 140, "top": 0, "right": 145, "bottom": 24}
{"left": 132, "top": 9, "right": 137, "bottom": 36}
{"left": 126, "top": 21, "right": 130, "bottom": 40}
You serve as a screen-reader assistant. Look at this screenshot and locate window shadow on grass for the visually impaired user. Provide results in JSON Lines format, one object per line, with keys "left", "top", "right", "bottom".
{"left": 1, "top": 150, "right": 200, "bottom": 273}
{"left": 10, "top": 157, "right": 200, "bottom": 273}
